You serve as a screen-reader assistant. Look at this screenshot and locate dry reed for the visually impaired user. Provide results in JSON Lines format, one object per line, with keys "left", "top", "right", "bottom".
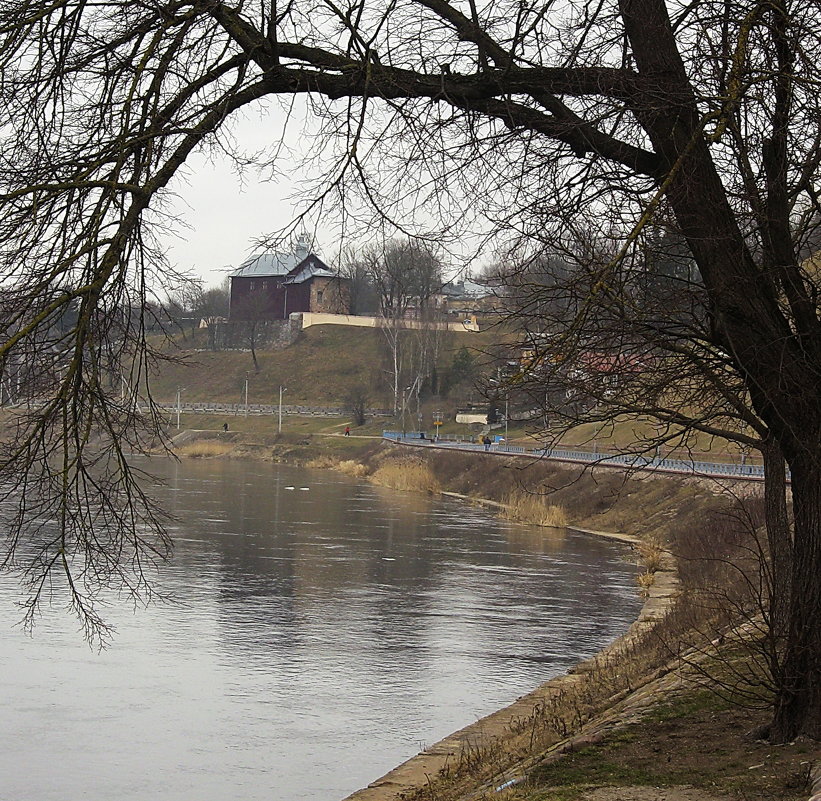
{"left": 336, "top": 459, "right": 369, "bottom": 478}
{"left": 636, "top": 570, "right": 656, "bottom": 594}
{"left": 176, "top": 440, "right": 234, "bottom": 458}
{"left": 370, "top": 460, "right": 440, "bottom": 493}
{"left": 502, "top": 490, "right": 568, "bottom": 528}
{"left": 305, "top": 455, "right": 336, "bottom": 469}
{"left": 636, "top": 535, "right": 665, "bottom": 573}
{"left": 306, "top": 456, "right": 370, "bottom": 477}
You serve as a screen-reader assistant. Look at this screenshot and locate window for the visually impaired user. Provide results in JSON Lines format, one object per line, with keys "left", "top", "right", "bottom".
{"left": 317, "top": 290, "right": 324, "bottom": 303}
{"left": 249, "top": 281, "right": 256, "bottom": 291}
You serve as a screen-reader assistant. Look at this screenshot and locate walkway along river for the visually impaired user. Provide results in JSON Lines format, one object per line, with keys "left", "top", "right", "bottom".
{"left": 0, "top": 458, "right": 642, "bottom": 801}
{"left": 382, "top": 431, "right": 772, "bottom": 482}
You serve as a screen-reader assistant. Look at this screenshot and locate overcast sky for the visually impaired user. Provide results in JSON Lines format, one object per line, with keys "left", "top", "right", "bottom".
{"left": 159, "top": 99, "right": 487, "bottom": 288}
{"left": 162, "top": 152, "right": 299, "bottom": 287}
{"left": 160, "top": 100, "right": 338, "bottom": 288}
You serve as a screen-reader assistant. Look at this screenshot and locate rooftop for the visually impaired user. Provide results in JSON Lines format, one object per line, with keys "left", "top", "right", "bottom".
{"left": 232, "top": 235, "right": 333, "bottom": 279}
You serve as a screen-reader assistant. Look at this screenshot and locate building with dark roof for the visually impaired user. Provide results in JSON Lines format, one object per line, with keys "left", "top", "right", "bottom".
{"left": 435, "top": 278, "right": 498, "bottom": 314}
{"left": 229, "top": 236, "right": 350, "bottom": 320}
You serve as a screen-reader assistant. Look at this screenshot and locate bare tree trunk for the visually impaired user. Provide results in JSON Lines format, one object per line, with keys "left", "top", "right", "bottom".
{"left": 761, "top": 437, "right": 792, "bottom": 655}
{"left": 380, "top": 319, "right": 404, "bottom": 413}
{"left": 770, "top": 456, "right": 821, "bottom": 741}
{"left": 246, "top": 321, "right": 260, "bottom": 372}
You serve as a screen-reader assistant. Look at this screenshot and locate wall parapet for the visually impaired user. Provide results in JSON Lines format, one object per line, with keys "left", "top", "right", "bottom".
{"left": 296, "top": 311, "right": 480, "bottom": 332}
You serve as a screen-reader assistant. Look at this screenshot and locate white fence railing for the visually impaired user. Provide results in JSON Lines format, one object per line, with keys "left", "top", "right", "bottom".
{"left": 156, "top": 401, "right": 394, "bottom": 417}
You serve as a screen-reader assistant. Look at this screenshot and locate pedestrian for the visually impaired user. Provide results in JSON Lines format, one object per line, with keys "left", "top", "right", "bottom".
{"left": 483, "top": 434, "right": 491, "bottom": 451}
{"left": 223, "top": 422, "right": 229, "bottom": 432}
{"left": 344, "top": 425, "right": 350, "bottom": 436}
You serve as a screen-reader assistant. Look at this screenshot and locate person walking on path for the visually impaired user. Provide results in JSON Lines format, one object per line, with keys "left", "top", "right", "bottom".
{"left": 483, "top": 434, "right": 491, "bottom": 451}
{"left": 344, "top": 426, "right": 350, "bottom": 436}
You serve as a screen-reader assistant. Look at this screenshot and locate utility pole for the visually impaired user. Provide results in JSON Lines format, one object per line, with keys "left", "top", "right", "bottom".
{"left": 176, "top": 387, "right": 185, "bottom": 430}
{"left": 505, "top": 394, "right": 509, "bottom": 446}
{"left": 278, "top": 386, "right": 287, "bottom": 433}
{"left": 244, "top": 373, "right": 249, "bottom": 417}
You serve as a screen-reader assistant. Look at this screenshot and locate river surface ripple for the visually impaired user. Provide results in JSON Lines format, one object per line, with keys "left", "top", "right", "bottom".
{"left": 0, "top": 458, "right": 642, "bottom": 801}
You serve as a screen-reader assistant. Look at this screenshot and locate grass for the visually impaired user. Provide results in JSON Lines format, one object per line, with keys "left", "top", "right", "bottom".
{"left": 532, "top": 747, "right": 674, "bottom": 787}
{"left": 505, "top": 415, "right": 756, "bottom": 465}
{"left": 146, "top": 321, "right": 759, "bottom": 466}
{"left": 149, "top": 323, "right": 501, "bottom": 408}
{"left": 169, "top": 412, "right": 372, "bottom": 436}
{"left": 519, "top": 676, "right": 815, "bottom": 801}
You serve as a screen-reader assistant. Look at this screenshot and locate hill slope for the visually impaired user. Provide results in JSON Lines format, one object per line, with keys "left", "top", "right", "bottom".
{"left": 149, "top": 324, "right": 499, "bottom": 407}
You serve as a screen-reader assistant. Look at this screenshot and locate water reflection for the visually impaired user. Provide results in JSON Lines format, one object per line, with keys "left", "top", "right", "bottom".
{"left": 0, "top": 457, "right": 641, "bottom": 801}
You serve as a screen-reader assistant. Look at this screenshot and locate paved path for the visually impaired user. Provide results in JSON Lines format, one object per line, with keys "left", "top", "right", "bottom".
{"left": 382, "top": 432, "right": 773, "bottom": 483}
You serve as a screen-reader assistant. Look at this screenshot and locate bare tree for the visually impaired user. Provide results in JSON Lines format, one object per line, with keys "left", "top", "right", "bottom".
{"left": 367, "top": 238, "right": 445, "bottom": 410}
{"left": 370, "top": 239, "right": 442, "bottom": 319}
{"left": 166, "top": 278, "right": 206, "bottom": 338}
{"left": 336, "top": 246, "right": 379, "bottom": 315}
{"left": 490, "top": 222, "right": 793, "bottom": 690}
{"left": 1, "top": 0, "right": 820, "bottom": 738}
{"left": 195, "top": 282, "right": 231, "bottom": 350}
{"left": 231, "top": 292, "right": 271, "bottom": 371}
{"left": 346, "top": 384, "right": 371, "bottom": 427}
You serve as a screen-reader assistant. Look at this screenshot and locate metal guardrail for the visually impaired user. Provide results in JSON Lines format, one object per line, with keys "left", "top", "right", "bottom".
{"left": 382, "top": 431, "right": 772, "bottom": 481}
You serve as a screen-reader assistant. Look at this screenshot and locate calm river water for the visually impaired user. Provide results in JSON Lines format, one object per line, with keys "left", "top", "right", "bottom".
{"left": 0, "top": 458, "right": 642, "bottom": 801}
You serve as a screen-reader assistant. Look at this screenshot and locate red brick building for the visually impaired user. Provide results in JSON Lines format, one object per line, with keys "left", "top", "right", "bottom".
{"left": 229, "top": 237, "right": 350, "bottom": 320}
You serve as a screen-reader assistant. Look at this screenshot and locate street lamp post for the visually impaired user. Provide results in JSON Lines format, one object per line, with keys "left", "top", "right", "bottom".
{"left": 278, "top": 386, "right": 287, "bottom": 434}
{"left": 176, "top": 386, "right": 186, "bottom": 430}
{"left": 244, "top": 373, "right": 250, "bottom": 417}
{"left": 401, "top": 386, "right": 410, "bottom": 438}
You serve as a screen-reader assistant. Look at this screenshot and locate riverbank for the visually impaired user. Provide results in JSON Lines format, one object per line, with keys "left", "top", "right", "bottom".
{"left": 168, "top": 429, "right": 818, "bottom": 801}
{"left": 341, "top": 545, "right": 681, "bottom": 801}
{"left": 170, "top": 428, "right": 727, "bottom": 545}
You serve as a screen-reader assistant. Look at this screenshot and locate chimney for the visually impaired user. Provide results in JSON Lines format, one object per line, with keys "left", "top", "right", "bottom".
{"left": 295, "top": 233, "right": 310, "bottom": 261}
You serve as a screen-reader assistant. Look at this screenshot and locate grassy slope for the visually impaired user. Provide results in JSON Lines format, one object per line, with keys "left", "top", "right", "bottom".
{"left": 149, "top": 324, "right": 502, "bottom": 407}
{"left": 509, "top": 678, "right": 815, "bottom": 801}
{"left": 150, "top": 323, "right": 747, "bottom": 463}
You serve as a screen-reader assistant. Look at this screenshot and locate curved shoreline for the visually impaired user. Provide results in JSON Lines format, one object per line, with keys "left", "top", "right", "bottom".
{"left": 341, "top": 529, "right": 679, "bottom": 801}
{"left": 168, "top": 432, "right": 687, "bottom": 801}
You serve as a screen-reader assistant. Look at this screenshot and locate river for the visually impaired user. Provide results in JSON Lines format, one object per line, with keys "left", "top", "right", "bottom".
{"left": 0, "top": 458, "right": 642, "bottom": 800}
